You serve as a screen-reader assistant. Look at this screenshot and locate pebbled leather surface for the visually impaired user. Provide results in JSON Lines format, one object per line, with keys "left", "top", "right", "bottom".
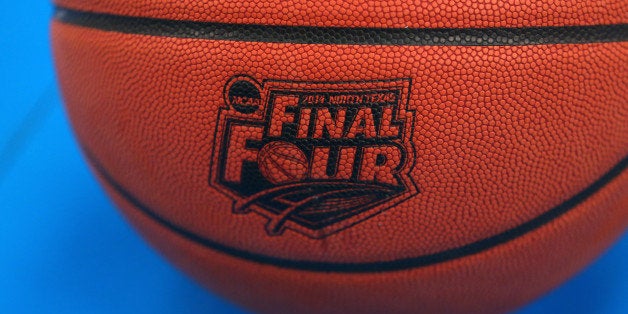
{"left": 54, "top": 0, "right": 628, "bottom": 28}
{"left": 51, "top": 1, "right": 628, "bottom": 313}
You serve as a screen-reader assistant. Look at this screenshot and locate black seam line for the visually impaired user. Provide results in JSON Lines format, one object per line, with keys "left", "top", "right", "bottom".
{"left": 54, "top": 7, "right": 628, "bottom": 46}
{"left": 82, "top": 141, "right": 628, "bottom": 273}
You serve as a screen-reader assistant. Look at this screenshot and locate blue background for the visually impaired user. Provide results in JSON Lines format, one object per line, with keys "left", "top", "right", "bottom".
{"left": 1, "top": 2, "right": 626, "bottom": 313}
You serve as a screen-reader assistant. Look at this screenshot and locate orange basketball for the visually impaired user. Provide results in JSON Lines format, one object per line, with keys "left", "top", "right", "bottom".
{"left": 52, "top": 1, "right": 627, "bottom": 313}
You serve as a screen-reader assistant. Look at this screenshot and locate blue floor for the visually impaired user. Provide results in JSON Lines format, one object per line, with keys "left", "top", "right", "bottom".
{"left": 1, "top": 1, "right": 626, "bottom": 313}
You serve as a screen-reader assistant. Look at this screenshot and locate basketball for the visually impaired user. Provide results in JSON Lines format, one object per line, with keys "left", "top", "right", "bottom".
{"left": 257, "top": 141, "right": 309, "bottom": 185}
{"left": 52, "top": 1, "right": 627, "bottom": 313}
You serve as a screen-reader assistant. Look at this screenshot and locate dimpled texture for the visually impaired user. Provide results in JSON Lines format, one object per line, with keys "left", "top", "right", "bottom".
{"left": 52, "top": 1, "right": 628, "bottom": 313}
{"left": 53, "top": 26, "right": 628, "bottom": 263}
{"left": 55, "top": 0, "right": 627, "bottom": 28}
{"left": 106, "top": 168, "right": 628, "bottom": 314}
{"left": 257, "top": 142, "right": 309, "bottom": 185}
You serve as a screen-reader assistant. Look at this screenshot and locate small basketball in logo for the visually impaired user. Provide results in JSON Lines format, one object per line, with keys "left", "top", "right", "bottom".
{"left": 257, "top": 141, "right": 309, "bottom": 185}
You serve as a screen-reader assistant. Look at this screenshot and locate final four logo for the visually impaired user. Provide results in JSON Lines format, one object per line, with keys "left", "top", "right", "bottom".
{"left": 209, "top": 76, "right": 418, "bottom": 238}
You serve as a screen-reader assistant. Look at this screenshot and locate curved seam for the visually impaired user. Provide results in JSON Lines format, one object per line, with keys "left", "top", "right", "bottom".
{"left": 53, "top": 7, "right": 628, "bottom": 46}
{"left": 81, "top": 144, "right": 628, "bottom": 273}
